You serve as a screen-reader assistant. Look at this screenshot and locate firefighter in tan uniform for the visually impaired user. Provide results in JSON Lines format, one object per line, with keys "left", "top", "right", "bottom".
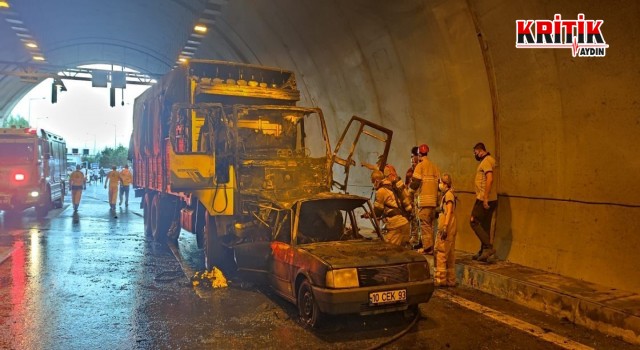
{"left": 434, "top": 174, "right": 457, "bottom": 287}
{"left": 119, "top": 164, "right": 133, "bottom": 207}
{"left": 368, "top": 170, "right": 410, "bottom": 247}
{"left": 409, "top": 144, "right": 441, "bottom": 254}
{"left": 69, "top": 165, "right": 86, "bottom": 212}
{"left": 104, "top": 166, "right": 120, "bottom": 211}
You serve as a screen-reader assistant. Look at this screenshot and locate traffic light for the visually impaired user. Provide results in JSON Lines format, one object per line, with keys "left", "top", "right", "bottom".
{"left": 110, "top": 87, "right": 115, "bottom": 107}
{"left": 51, "top": 82, "right": 57, "bottom": 104}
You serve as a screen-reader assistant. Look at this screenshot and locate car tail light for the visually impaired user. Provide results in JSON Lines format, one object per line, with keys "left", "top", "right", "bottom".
{"left": 14, "top": 173, "right": 26, "bottom": 181}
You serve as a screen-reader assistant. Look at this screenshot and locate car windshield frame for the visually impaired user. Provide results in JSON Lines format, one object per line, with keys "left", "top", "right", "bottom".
{"left": 292, "top": 197, "right": 382, "bottom": 245}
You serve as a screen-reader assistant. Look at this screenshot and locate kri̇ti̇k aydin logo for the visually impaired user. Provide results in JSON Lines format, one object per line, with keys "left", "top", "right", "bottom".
{"left": 516, "top": 14, "right": 609, "bottom": 57}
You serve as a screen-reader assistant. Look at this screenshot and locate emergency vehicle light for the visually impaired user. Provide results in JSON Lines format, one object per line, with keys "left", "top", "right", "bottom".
{"left": 29, "top": 191, "right": 39, "bottom": 198}
{"left": 14, "top": 173, "right": 25, "bottom": 181}
{"left": 24, "top": 128, "right": 37, "bottom": 134}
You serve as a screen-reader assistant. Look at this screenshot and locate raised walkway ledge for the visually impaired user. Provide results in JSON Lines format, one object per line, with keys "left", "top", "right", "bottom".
{"left": 427, "top": 252, "right": 640, "bottom": 346}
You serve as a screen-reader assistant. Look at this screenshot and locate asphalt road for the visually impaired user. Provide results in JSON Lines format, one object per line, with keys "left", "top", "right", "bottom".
{"left": 0, "top": 183, "right": 635, "bottom": 349}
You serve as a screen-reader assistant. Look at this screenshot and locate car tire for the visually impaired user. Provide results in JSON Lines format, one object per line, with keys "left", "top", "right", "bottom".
{"left": 297, "top": 279, "right": 324, "bottom": 328}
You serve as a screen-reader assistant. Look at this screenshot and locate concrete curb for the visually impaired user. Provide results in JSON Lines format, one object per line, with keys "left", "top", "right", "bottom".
{"left": 428, "top": 252, "right": 640, "bottom": 345}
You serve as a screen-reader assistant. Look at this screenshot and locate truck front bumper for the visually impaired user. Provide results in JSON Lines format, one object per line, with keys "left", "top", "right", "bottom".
{"left": 0, "top": 189, "right": 41, "bottom": 211}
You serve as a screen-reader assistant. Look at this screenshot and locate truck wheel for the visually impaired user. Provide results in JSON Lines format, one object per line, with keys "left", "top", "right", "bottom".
{"left": 151, "top": 195, "right": 170, "bottom": 243}
{"left": 166, "top": 204, "right": 181, "bottom": 243}
{"left": 36, "top": 188, "right": 52, "bottom": 217}
{"left": 203, "top": 214, "right": 225, "bottom": 270}
{"left": 143, "top": 193, "right": 154, "bottom": 236}
{"left": 297, "top": 279, "right": 324, "bottom": 328}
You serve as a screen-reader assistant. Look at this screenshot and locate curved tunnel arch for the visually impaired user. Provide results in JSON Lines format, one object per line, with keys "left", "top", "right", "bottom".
{"left": 1, "top": 0, "right": 638, "bottom": 293}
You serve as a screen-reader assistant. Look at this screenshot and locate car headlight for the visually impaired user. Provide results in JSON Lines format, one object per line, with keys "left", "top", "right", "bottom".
{"left": 325, "top": 268, "right": 359, "bottom": 288}
{"left": 407, "top": 261, "right": 430, "bottom": 281}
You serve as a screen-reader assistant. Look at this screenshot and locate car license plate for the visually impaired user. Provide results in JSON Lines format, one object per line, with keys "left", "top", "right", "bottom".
{"left": 369, "top": 289, "right": 406, "bottom": 305}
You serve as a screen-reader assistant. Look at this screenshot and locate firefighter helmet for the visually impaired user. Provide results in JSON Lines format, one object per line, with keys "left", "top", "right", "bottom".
{"left": 418, "top": 144, "right": 429, "bottom": 155}
{"left": 371, "top": 170, "right": 385, "bottom": 183}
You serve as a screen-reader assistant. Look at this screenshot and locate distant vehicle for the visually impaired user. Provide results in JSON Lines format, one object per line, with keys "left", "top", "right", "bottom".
{"left": 234, "top": 194, "right": 434, "bottom": 327}
{"left": 0, "top": 128, "right": 67, "bottom": 216}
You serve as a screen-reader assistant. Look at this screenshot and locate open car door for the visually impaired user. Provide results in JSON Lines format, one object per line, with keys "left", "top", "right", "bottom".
{"left": 234, "top": 208, "right": 293, "bottom": 285}
{"left": 331, "top": 116, "right": 393, "bottom": 196}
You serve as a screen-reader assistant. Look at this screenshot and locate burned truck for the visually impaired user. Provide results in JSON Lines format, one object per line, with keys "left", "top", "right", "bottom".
{"left": 132, "top": 60, "right": 381, "bottom": 267}
{"left": 132, "top": 60, "right": 433, "bottom": 325}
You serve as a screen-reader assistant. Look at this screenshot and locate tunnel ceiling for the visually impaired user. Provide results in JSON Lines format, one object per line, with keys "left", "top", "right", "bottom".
{"left": 0, "top": 0, "right": 227, "bottom": 117}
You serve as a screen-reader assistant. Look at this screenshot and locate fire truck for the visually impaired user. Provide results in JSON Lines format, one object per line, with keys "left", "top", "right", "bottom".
{"left": 0, "top": 128, "right": 67, "bottom": 216}
{"left": 131, "top": 60, "right": 393, "bottom": 270}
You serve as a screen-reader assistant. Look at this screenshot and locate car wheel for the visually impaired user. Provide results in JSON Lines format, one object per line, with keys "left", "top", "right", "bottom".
{"left": 297, "top": 279, "right": 324, "bottom": 328}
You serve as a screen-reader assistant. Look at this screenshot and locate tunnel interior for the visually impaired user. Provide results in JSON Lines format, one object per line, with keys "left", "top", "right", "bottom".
{"left": 0, "top": 0, "right": 639, "bottom": 293}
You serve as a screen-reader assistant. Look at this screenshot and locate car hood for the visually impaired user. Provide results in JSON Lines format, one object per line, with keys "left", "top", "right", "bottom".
{"left": 299, "top": 240, "right": 426, "bottom": 269}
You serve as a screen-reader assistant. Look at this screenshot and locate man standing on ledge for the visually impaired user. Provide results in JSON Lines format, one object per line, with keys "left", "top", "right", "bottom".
{"left": 470, "top": 142, "right": 498, "bottom": 262}
{"left": 119, "top": 164, "right": 133, "bottom": 207}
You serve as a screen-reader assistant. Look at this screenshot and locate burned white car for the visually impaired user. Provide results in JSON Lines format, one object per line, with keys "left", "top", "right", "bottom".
{"left": 234, "top": 192, "right": 434, "bottom": 327}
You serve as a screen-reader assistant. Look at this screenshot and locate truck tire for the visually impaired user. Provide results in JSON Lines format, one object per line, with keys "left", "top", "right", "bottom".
{"left": 204, "top": 214, "right": 225, "bottom": 270}
{"left": 36, "top": 187, "right": 51, "bottom": 217}
{"left": 151, "top": 195, "right": 171, "bottom": 243}
{"left": 143, "top": 193, "right": 154, "bottom": 236}
{"left": 166, "top": 200, "right": 181, "bottom": 243}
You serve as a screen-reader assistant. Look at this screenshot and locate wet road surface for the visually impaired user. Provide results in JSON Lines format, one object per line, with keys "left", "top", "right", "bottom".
{"left": 0, "top": 183, "right": 636, "bottom": 349}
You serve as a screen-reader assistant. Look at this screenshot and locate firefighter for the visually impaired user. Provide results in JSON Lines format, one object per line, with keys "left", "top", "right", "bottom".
{"left": 69, "top": 165, "right": 86, "bottom": 212}
{"left": 366, "top": 170, "right": 410, "bottom": 247}
{"left": 104, "top": 166, "right": 120, "bottom": 210}
{"left": 405, "top": 146, "right": 420, "bottom": 247}
{"left": 409, "top": 144, "right": 441, "bottom": 254}
{"left": 434, "top": 174, "right": 457, "bottom": 287}
{"left": 119, "top": 164, "right": 133, "bottom": 207}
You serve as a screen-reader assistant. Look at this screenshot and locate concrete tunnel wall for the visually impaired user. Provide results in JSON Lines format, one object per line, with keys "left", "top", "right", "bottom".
{"left": 200, "top": 0, "right": 640, "bottom": 293}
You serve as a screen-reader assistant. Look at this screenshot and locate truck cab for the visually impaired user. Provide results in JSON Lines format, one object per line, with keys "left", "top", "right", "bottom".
{"left": 0, "top": 128, "right": 66, "bottom": 216}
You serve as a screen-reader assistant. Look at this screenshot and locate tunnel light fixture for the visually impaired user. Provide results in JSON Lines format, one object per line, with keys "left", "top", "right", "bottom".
{"left": 194, "top": 24, "right": 207, "bottom": 33}
{"left": 25, "top": 42, "right": 38, "bottom": 49}
{"left": 0, "top": 1, "right": 9, "bottom": 9}
{"left": 178, "top": 57, "right": 188, "bottom": 63}
{"left": 33, "top": 55, "right": 45, "bottom": 62}
{"left": 5, "top": 18, "right": 22, "bottom": 24}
